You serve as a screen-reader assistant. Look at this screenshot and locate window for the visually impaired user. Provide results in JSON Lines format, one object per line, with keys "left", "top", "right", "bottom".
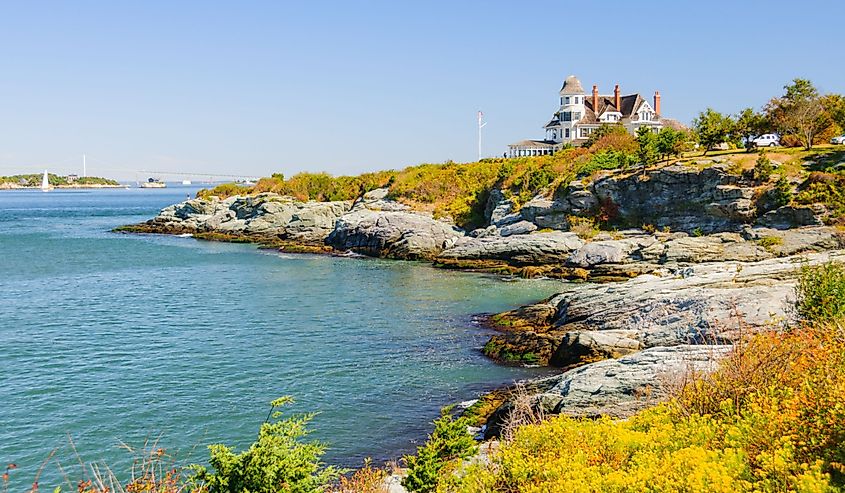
{"left": 560, "top": 97, "right": 564, "bottom": 105}
{"left": 574, "top": 112, "right": 581, "bottom": 121}
{"left": 562, "top": 111, "right": 572, "bottom": 122}
{"left": 565, "top": 97, "right": 570, "bottom": 104}
{"left": 565, "top": 128, "right": 570, "bottom": 138}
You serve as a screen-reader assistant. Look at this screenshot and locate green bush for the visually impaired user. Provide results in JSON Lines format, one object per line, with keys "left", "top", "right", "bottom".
{"left": 196, "top": 183, "right": 254, "bottom": 199}
{"left": 796, "top": 261, "right": 845, "bottom": 322}
{"left": 402, "top": 409, "right": 477, "bottom": 493}
{"left": 795, "top": 172, "right": 845, "bottom": 222}
{"left": 189, "top": 396, "right": 340, "bottom": 493}
{"left": 576, "top": 151, "right": 636, "bottom": 177}
{"left": 771, "top": 176, "right": 794, "bottom": 208}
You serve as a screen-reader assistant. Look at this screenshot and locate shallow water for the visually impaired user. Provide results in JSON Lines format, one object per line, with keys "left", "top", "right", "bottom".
{"left": 0, "top": 187, "right": 562, "bottom": 487}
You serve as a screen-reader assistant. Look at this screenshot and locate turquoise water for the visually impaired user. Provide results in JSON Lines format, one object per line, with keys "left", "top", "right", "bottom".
{"left": 0, "top": 187, "right": 562, "bottom": 487}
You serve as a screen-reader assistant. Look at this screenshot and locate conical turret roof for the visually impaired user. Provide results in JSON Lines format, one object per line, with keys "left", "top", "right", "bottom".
{"left": 559, "top": 75, "right": 585, "bottom": 95}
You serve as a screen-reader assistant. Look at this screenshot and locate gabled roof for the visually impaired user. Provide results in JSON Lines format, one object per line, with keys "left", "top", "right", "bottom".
{"left": 559, "top": 75, "right": 585, "bottom": 95}
{"left": 577, "top": 93, "right": 648, "bottom": 124}
{"left": 544, "top": 118, "right": 560, "bottom": 128}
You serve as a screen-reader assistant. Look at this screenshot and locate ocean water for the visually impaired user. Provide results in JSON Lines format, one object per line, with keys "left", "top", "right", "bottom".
{"left": 0, "top": 187, "right": 562, "bottom": 487}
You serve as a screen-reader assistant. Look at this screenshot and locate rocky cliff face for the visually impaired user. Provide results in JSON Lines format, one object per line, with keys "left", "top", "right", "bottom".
{"left": 478, "top": 163, "right": 822, "bottom": 238}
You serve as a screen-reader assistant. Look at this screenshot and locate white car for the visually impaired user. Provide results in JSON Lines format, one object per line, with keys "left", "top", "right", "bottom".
{"left": 751, "top": 134, "right": 780, "bottom": 147}
{"left": 831, "top": 135, "right": 845, "bottom": 145}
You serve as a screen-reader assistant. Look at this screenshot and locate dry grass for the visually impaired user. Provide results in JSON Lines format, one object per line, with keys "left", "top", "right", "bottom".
{"left": 330, "top": 460, "right": 387, "bottom": 493}
{"left": 500, "top": 383, "right": 546, "bottom": 443}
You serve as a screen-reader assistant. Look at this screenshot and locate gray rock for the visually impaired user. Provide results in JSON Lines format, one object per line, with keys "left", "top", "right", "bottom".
{"left": 362, "top": 187, "right": 389, "bottom": 200}
{"left": 551, "top": 330, "right": 641, "bottom": 367}
{"left": 566, "top": 190, "right": 599, "bottom": 213}
{"left": 326, "top": 210, "right": 463, "bottom": 259}
{"left": 438, "top": 231, "right": 585, "bottom": 265}
{"left": 658, "top": 235, "right": 772, "bottom": 263}
{"left": 758, "top": 205, "right": 824, "bottom": 229}
{"left": 486, "top": 189, "right": 517, "bottom": 226}
{"left": 498, "top": 220, "right": 538, "bottom": 237}
{"left": 540, "top": 345, "right": 733, "bottom": 417}
{"left": 352, "top": 188, "right": 411, "bottom": 212}
{"left": 519, "top": 197, "right": 564, "bottom": 220}
{"left": 742, "top": 226, "right": 844, "bottom": 256}
{"left": 566, "top": 237, "right": 656, "bottom": 268}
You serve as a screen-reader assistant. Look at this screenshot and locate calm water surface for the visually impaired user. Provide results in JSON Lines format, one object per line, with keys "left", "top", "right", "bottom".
{"left": 0, "top": 187, "right": 563, "bottom": 487}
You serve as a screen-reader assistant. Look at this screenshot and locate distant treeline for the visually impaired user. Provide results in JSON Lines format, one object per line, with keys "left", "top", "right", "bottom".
{"left": 0, "top": 173, "right": 120, "bottom": 187}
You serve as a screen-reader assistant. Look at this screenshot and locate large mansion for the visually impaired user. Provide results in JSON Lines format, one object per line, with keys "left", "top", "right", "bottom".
{"left": 508, "top": 75, "right": 682, "bottom": 157}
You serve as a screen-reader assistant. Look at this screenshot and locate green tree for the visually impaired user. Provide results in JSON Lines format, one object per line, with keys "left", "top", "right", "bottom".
{"left": 692, "top": 108, "right": 733, "bottom": 155}
{"left": 636, "top": 126, "right": 659, "bottom": 166}
{"left": 822, "top": 94, "right": 845, "bottom": 133}
{"left": 771, "top": 176, "right": 793, "bottom": 208}
{"left": 733, "top": 107, "right": 769, "bottom": 151}
{"left": 765, "top": 78, "right": 831, "bottom": 150}
{"left": 655, "top": 128, "right": 686, "bottom": 160}
{"left": 402, "top": 409, "right": 477, "bottom": 493}
{"left": 753, "top": 152, "right": 774, "bottom": 182}
{"left": 189, "top": 397, "right": 340, "bottom": 493}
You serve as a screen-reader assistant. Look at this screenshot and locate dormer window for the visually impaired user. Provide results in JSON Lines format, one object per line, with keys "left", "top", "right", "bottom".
{"left": 565, "top": 96, "right": 570, "bottom": 104}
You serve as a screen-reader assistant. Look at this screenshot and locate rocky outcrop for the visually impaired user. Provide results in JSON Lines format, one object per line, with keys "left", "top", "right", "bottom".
{"left": 140, "top": 193, "right": 352, "bottom": 243}
{"left": 508, "top": 163, "right": 824, "bottom": 235}
{"left": 591, "top": 164, "right": 756, "bottom": 233}
{"left": 486, "top": 249, "right": 845, "bottom": 367}
{"left": 326, "top": 209, "right": 463, "bottom": 259}
{"left": 480, "top": 249, "right": 845, "bottom": 436}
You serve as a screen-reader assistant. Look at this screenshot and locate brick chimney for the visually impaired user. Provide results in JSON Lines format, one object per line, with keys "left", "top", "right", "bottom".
{"left": 592, "top": 85, "right": 599, "bottom": 111}
{"left": 614, "top": 84, "right": 620, "bottom": 110}
{"left": 654, "top": 91, "right": 661, "bottom": 115}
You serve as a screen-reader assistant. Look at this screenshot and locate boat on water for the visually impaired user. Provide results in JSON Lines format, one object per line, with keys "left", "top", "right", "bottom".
{"left": 139, "top": 178, "right": 167, "bottom": 188}
{"left": 40, "top": 170, "right": 52, "bottom": 192}
{"left": 181, "top": 180, "right": 192, "bottom": 185}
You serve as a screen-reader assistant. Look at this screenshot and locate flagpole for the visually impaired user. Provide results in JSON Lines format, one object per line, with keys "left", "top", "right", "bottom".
{"left": 477, "top": 111, "right": 487, "bottom": 161}
{"left": 478, "top": 113, "right": 481, "bottom": 161}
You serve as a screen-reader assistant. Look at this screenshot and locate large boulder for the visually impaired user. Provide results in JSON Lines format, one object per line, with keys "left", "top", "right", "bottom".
{"left": 757, "top": 205, "right": 825, "bottom": 229}
{"left": 539, "top": 345, "right": 732, "bottom": 418}
{"left": 438, "top": 231, "right": 585, "bottom": 265}
{"left": 483, "top": 345, "right": 731, "bottom": 437}
{"left": 566, "top": 237, "right": 657, "bottom": 268}
{"left": 326, "top": 210, "right": 463, "bottom": 259}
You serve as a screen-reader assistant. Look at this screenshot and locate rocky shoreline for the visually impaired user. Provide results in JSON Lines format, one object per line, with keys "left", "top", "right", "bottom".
{"left": 117, "top": 161, "right": 845, "bottom": 438}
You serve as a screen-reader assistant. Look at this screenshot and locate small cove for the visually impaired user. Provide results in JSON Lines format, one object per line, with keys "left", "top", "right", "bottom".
{"left": 0, "top": 188, "right": 563, "bottom": 488}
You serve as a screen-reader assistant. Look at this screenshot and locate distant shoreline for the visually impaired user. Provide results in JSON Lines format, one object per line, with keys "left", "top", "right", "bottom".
{"left": 0, "top": 183, "right": 126, "bottom": 190}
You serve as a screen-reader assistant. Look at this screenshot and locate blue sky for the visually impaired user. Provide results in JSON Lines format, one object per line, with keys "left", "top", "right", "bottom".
{"left": 0, "top": 0, "right": 842, "bottom": 179}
